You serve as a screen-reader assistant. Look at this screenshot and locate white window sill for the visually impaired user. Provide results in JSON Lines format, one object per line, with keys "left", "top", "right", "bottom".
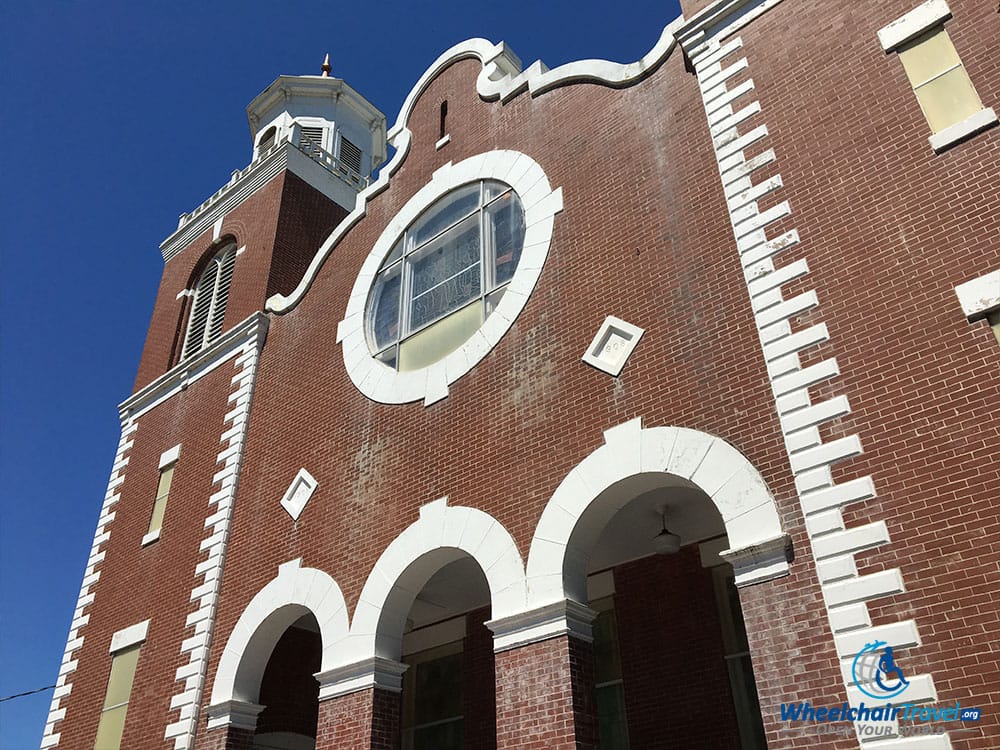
{"left": 141, "top": 530, "right": 161, "bottom": 547}
{"left": 435, "top": 134, "right": 451, "bottom": 150}
{"left": 929, "top": 107, "right": 997, "bottom": 151}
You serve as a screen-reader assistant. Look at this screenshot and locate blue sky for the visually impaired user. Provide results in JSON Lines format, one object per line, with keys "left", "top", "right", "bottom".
{"left": 0, "top": 0, "right": 681, "bottom": 745}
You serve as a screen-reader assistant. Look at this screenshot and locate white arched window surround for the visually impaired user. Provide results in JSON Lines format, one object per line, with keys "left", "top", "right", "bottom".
{"left": 181, "top": 241, "right": 238, "bottom": 360}
{"left": 337, "top": 150, "right": 563, "bottom": 406}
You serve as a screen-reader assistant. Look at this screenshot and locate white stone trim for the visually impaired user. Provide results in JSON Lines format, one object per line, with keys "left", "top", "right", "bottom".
{"left": 678, "top": 21, "right": 950, "bottom": 749}
{"left": 159, "top": 444, "right": 181, "bottom": 469}
{"left": 954, "top": 269, "right": 1000, "bottom": 320}
{"left": 279, "top": 468, "right": 318, "bottom": 521}
{"left": 163, "top": 316, "right": 268, "bottom": 750}
{"left": 348, "top": 498, "right": 526, "bottom": 665}
{"left": 877, "top": 0, "right": 952, "bottom": 51}
{"left": 141, "top": 529, "right": 161, "bottom": 547}
{"left": 109, "top": 620, "right": 149, "bottom": 653}
{"left": 120, "top": 313, "right": 269, "bottom": 422}
{"left": 929, "top": 107, "right": 998, "bottom": 151}
{"left": 434, "top": 134, "right": 451, "bottom": 150}
{"left": 336, "top": 150, "right": 562, "bottom": 405}
{"left": 487, "top": 600, "right": 597, "bottom": 652}
{"left": 581, "top": 316, "right": 645, "bottom": 377}
{"left": 40, "top": 420, "right": 138, "bottom": 749}
{"left": 314, "top": 657, "right": 409, "bottom": 701}
{"left": 205, "top": 700, "right": 265, "bottom": 732}
{"left": 526, "top": 417, "right": 791, "bottom": 606}
{"left": 209, "top": 558, "right": 349, "bottom": 711}
{"left": 266, "top": 25, "right": 687, "bottom": 318}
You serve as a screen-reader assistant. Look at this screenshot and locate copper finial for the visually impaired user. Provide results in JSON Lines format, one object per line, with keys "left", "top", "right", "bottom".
{"left": 321, "top": 53, "right": 332, "bottom": 77}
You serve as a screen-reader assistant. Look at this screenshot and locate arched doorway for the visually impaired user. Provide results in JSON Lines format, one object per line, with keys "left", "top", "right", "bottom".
{"left": 252, "top": 612, "right": 322, "bottom": 749}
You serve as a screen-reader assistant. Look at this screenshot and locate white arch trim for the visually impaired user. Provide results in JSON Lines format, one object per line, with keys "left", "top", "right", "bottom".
{"left": 208, "top": 558, "right": 349, "bottom": 709}
{"left": 526, "top": 417, "right": 791, "bottom": 606}
{"left": 266, "top": 21, "right": 684, "bottom": 318}
{"left": 346, "top": 498, "right": 527, "bottom": 665}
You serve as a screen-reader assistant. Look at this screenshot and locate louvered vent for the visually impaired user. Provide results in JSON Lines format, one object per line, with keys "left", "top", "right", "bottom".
{"left": 339, "top": 136, "right": 362, "bottom": 174}
{"left": 181, "top": 243, "right": 237, "bottom": 360}
{"left": 299, "top": 126, "right": 325, "bottom": 151}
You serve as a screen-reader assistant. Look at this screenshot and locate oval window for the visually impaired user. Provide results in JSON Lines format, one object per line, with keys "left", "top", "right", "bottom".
{"left": 365, "top": 180, "right": 525, "bottom": 371}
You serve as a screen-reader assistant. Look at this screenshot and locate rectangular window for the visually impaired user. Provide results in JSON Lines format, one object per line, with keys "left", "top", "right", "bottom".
{"left": 94, "top": 619, "right": 148, "bottom": 750}
{"left": 402, "top": 642, "right": 463, "bottom": 750}
{"left": 591, "top": 596, "right": 630, "bottom": 750}
{"left": 712, "top": 567, "right": 767, "bottom": 750}
{"left": 878, "top": 0, "right": 996, "bottom": 150}
{"left": 144, "top": 445, "right": 180, "bottom": 545}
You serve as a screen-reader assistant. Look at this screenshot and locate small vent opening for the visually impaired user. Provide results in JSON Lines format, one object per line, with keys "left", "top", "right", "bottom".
{"left": 339, "top": 136, "right": 362, "bottom": 174}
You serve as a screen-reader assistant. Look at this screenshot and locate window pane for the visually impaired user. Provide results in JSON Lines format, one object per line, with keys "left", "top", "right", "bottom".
{"left": 596, "top": 684, "right": 630, "bottom": 750}
{"left": 413, "top": 651, "right": 463, "bottom": 724}
{"left": 156, "top": 465, "right": 174, "bottom": 501}
{"left": 147, "top": 494, "right": 168, "bottom": 535}
{"left": 915, "top": 65, "right": 983, "bottom": 132}
{"left": 483, "top": 180, "right": 510, "bottom": 203}
{"left": 408, "top": 215, "right": 481, "bottom": 331}
{"left": 898, "top": 28, "right": 961, "bottom": 87}
{"left": 93, "top": 704, "right": 128, "bottom": 750}
{"left": 368, "top": 266, "right": 402, "bottom": 350}
{"left": 399, "top": 303, "right": 482, "bottom": 372}
{"left": 409, "top": 183, "right": 481, "bottom": 250}
{"left": 384, "top": 238, "right": 404, "bottom": 267}
{"left": 486, "top": 192, "right": 525, "bottom": 288}
{"left": 103, "top": 645, "right": 140, "bottom": 709}
{"left": 485, "top": 287, "right": 506, "bottom": 317}
{"left": 593, "top": 608, "right": 623, "bottom": 684}
{"left": 413, "top": 719, "right": 463, "bottom": 750}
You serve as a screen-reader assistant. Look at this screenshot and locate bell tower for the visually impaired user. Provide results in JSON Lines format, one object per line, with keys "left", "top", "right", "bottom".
{"left": 131, "top": 58, "right": 386, "bottom": 387}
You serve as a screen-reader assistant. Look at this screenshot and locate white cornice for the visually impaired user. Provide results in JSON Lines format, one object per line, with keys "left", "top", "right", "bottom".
{"left": 675, "top": 0, "right": 786, "bottom": 53}
{"left": 119, "top": 313, "right": 269, "bottom": 422}
{"left": 160, "top": 142, "right": 361, "bottom": 263}
{"left": 314, "top": 657, "right": 409, "bottom": 701}
{"left": 486, "top": 599, "right": 597, "bottom": 653}
{"left": 246, "top": 75, "right": 384, "bottom": 138}
{"left": 267, "top": 24, "right": 683, "bottom": 316}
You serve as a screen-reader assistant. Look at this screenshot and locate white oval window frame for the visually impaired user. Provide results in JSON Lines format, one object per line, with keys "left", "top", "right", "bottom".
{"left": 337, "top": 150, "right": 563, "bottom": 406}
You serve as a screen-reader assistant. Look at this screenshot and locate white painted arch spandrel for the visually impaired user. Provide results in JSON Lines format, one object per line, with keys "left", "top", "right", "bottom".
{"left": 526, "top": 418, "right": 786, "bottom": 607}
{"left": 210, "top": 558, "right": 349, "bottom": 706}
{"left": 347, "top": 498, "right": 526, "bottom": 663}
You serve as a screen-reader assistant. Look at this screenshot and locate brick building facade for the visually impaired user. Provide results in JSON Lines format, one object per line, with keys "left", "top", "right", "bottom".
{"left": 42, "top": 0, "right": 999, "bottom": 749}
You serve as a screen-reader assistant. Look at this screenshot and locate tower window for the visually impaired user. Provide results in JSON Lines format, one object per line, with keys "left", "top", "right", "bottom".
{"left": 339, "top": 136, "right": 362, "bottom": 174}
{"left": 440, "top": 101, "right": 448, "bottom": 139}
{"left": 257, "top": 126, "right": 277, "bottom": 155}
{"left": 181, "top": 242, "right": 237, "bottom": 360}
{"left": 94, "top": 621, "right": 149, "bottom": 750}
{"left": 878, "top": 0, "right": 997, "bottom": 150}
{"left": 299, "top": 126, "right": 325, "bottom": 152}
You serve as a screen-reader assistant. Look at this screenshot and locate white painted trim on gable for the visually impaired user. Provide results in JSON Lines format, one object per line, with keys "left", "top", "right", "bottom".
{"left": 336, "top": 150, "right": 562, "bottom": 406}
{"left": 109, "top": 620, "right": 149, "bottom": 653}
{"left": 525, "top": 417, "right": 790, "bottom": 606}
{"left": 208, "top": 558, "right": 349, "bottom": 716}
{"left": 878, "top": 0, "right": 952, "bottom": 51}
{"left": 266, "top": 25, "right": 685, "bottom": 318}
{"left": 954, "top": 269, "right": 1000, "bottom": 320}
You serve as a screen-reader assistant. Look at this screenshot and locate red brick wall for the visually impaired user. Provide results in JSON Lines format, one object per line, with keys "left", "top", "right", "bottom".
{"left": 615, "top": 551, "right": 742, "bottom": 748}
{"left": 494, "top": 636, "right": 596, "bottom": 750}
{"left": 53, "top": 363, "right": 234, "bottom": 750}
{"left": 463, "top": 607, "right": 497, "bottom": 750}
{"left": 255, "top": 625, "right": 321, "bottom": 738}
{"left": 316, "top": 688, "right": 401, "bottom": 750}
